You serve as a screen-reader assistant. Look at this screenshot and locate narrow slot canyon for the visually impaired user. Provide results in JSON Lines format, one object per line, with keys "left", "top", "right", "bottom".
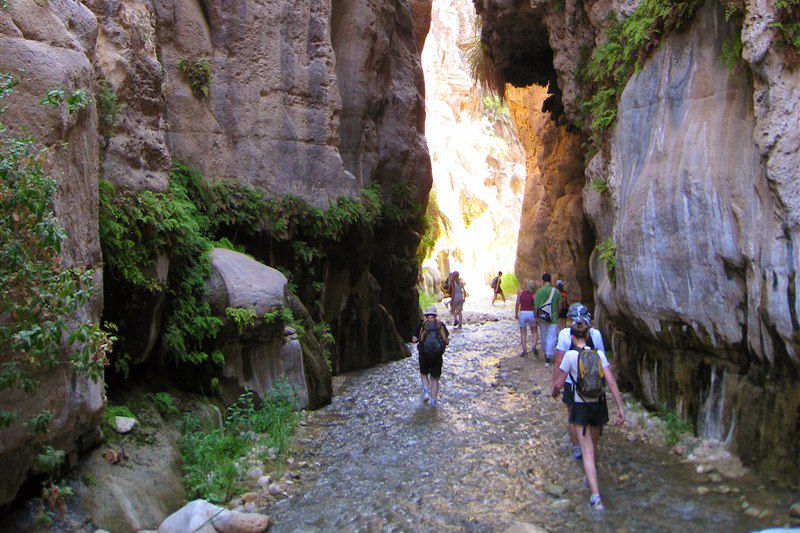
{"left": 0, "top": 0, "right": 799, "bottom": 531}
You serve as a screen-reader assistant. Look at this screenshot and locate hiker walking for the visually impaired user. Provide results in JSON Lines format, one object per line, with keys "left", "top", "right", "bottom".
{"left": 411, "top": 306, "right": 450, "bottom": 407}
{"left": 514, "top": 279, "right": 539, "bottom": 357}
{"left": 551, "top": 307, "right": 625, "bottom": 511}
{"left": 449, "top": 271, "right": 466, "bottom": 329}
{"left": 490, "top": 271, "right": 506, "bottom": 305}
{"left": 534, "top": 273, "right": 560, "bottom": 367}
{"left": 556, "top": 280, "right": 569, "bottom": 329}
{"left": 553, "top": 303, "right": 605, "bottom": 461}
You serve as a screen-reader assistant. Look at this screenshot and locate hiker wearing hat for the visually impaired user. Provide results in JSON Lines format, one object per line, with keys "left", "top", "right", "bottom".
{"left": 412, "top": 306, "right": 450, "bottom": 407}
{"left": 553, "top": 303, "right": 607, "bottom": 460}
{"left": 552, "top": 302, "right": 625, "bottom": 511}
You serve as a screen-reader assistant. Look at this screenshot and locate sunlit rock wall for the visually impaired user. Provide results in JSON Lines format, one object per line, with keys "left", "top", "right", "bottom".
{"left": 506, "top": 85, "right": 594, "bottom": 304}
{"left": 421, "top": 0, "right": 525, "bottom": 295}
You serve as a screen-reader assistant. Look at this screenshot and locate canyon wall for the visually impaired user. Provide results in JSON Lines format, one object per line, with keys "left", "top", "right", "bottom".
{"left": 420, "top": 0, "right": 526, "bottom": 293}
{"left": 477, "top": 0, "right": 800, "bottom": 481}
{"left": 0, "top": 0, "right": 430, "bottom": 505}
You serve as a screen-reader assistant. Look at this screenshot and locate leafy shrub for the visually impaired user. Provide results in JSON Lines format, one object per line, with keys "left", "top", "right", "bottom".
{"left": 225, "top": 307, "right": 258, "bottom": 334}
{"left": 482, "top": 94, "right": 510, "bottom": 120}
{"left": 178, "top": 58, "right": 212, "bottom": 98}
{"left": 591, "top": 178, "right": 609, "bottom": 193}
{"left": 96, "top": 78, "right": 118, "bottom": 136}
{"left": 418, "top": 290, "right": 437, "bottom": 311}
{"left": 596, "top": 238, "right": 617, "bottom": 281}
{"left": 151, "top": 392, "right": 179, "bottom": 417}
{"left": 773, "top": 0, "right": 800, "bottom": 67}
{"left": 178, "top": 385, "right": 298, "bottom": 502}
{"left": 655, "top": 405, "right": 693, "bottom": 446}
{"left": 500, "top": 272, "right": 519, "bottom": 295}
{"left": 580, "top": 0, "right": 703, "bottom": 149}
{"left": 1, "top": 74, "right": 113, "bottom": 437}
{"left": 462, "top": 37, "right": 505, "bottom": 97}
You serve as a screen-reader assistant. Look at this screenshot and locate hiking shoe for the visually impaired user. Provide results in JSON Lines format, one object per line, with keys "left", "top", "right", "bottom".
{"left": 521, "top": 350, "right": 528, "bottom": 358}
{"left": 423, "top": 388, "right": 430, "bottom": 402}
{"left": 545, "top": 360, "right": 551, "bottom": 368}
{"left": 533, "top": 347, "right": 539, "bottom": 356}
{"left": 430, "top": 398, "right": 437, "bottom": 408}
{"left": 589, "top": 495, "right": 604, "bottom": 511}
{"left": 572, "top": 445, "right": 583, "bottom": 461}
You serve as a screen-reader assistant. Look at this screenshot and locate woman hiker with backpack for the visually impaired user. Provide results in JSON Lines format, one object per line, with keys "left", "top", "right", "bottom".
{"left": 412, "top": 307, "right": 450, "bottom": 407}
{"left": 551, "top": 310, "right": 625, "bottom": 511}
{"left": 490, "top": 271, "right": 505, "bottom": 305}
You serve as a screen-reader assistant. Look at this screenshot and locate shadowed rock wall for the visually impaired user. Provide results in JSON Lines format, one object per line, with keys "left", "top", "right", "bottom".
{"left": 0, "top": 0, "right": 431, "bottom": 505}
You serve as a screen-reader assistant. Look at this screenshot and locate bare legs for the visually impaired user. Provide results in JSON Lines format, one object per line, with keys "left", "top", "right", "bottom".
{"left": 430, "top": 378, "right": 439, "bottom": 402}
{"left": 574, "top": 424, "right": 602, "bottom": 497}
{"left": 520, "top": 328, "right": 528, "bottom": 353}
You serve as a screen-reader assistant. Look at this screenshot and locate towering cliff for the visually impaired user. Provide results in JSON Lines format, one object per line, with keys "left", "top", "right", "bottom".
{"left": 476, "top": 0, "right": 800, "bottom": 481}
{"left": 0, "top": 0, "right": 431, "bottom": 506}
{"left": 421, "top": 0, "right": 526, "bottom": 291}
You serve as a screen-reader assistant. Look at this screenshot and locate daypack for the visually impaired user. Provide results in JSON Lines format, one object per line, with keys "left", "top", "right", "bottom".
{"left": 490, "top": 276, "right": 499, "bottom": 290}
{"left": 538, "top": 287, "right": 557, "bottom": 322}
{"left": 572, "top": 349, "right": 605, "bottom": 400}
{"left": 443, "top": 274, "right": 453, "bottom": 296}
{"left": 419, "top": 319, "right": 447, "bottom": 357}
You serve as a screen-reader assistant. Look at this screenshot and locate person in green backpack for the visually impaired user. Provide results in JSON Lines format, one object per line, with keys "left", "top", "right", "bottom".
{"left": 551, "top": 320, "right": 625, "bottom": 511}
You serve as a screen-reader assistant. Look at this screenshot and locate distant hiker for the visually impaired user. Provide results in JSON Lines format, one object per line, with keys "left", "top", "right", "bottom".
{"left": 412, "top": 306, "right": 450, "bottom": 407}
{"left": 449, "top": 271, "right": 466, "bottom": 329}
{"left": 490, "top": 271, "right": 506, "bottom": 305}
{"left": 556, "top": 280, "right": 569, "bottom": 329}
{"left": 442, "top": 271, "right": 455, "bottom": 318}
{"left": 515, "top": 279, "right": 539, "bottom": 357}
{"left": 553, "top": 303, "right": 605, "bottom": 461}
{"left": 552, "top": 321, "right": 625, "bottom": 511}
{"left": 534, "top": 273, "right": 560, "bottom": 367}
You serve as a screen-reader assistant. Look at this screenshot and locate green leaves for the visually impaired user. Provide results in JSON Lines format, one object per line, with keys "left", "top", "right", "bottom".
{"left": 178, "top": 58, "right": 213, "bottom": 99}
{"left": 596, "top": 238, "right": 617, "bottom": 282}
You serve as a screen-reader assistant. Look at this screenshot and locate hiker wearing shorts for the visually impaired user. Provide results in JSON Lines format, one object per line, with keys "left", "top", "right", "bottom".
{"left": 551, "top": 326, "right": 625, "bottom": 510}
{"left": 491, "top": 271, "right": 505, "bottom": 305}
{"left": 412, "top": 306, "right": 449, "bottom": 407}
{"left": 449, "top": 271, "right": 466, "bottom": 329}
{"left": 515, "top": 279, "right": 538, "bottom": 357}
{"left": 553, "top": 303, "right": 605, "bottom": 460}
{"left": 534, "top": 273, "right": 560, "bottom": 367}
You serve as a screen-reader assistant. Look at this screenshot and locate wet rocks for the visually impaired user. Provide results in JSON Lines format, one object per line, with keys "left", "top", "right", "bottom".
{"left": 158, "top": 500, "right": 269, "bottom": 533}
{"left": 543, "top": 482, "right": 566, "bottom": 498}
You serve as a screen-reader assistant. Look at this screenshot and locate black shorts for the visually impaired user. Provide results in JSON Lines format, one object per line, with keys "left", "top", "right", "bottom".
{"left": 418, "top": 351, "right": 443, "bottom": 379}
{"left": 569, "top": 397, "right": 609, "bottom": 434}
{"left": 562, "top": 382, "right": 574, "bottom": 407}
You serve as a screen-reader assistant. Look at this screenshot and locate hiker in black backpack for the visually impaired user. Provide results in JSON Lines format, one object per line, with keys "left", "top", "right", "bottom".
{"left": 551, "top": 307, "right": 625, "bottom": 511}
{"left": 490, "top": 271, "right": 505, "bottom": 305}
{"left": 412, "top": 306, "right": 450, "bottom": 407}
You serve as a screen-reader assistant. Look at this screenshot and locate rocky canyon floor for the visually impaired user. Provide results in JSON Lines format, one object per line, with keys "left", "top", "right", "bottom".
{"left": 267, "top": 298, "right": 798, "bottom": 532}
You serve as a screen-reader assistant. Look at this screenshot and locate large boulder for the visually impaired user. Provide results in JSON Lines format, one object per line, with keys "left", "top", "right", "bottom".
{"left": 0, "top": 8, "right": 104, "bottom": 507}
{"left": 206, "top": 248, "right": 329, "bottom": 409}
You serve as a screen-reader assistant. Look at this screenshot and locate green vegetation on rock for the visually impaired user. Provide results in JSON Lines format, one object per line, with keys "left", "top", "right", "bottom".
{"left": 178, "top": 386, "right": 298, "bottom": 503}
{"left": 0, "top": 73, "right": 113, "bottom": 434}
{"left": 596, "top": 237, "right": 617, "bottom": 282}
{"left": 655, "top": 405, "right": 694, "bottom": 446}
{"left": 773, "top": 0, "right": 800, "bottom": 67}
{"left": 178, "top": 58, "right": 212, "bottom": 98}
{"left": 579, "top": 0, "right": 703, "bottom": 149}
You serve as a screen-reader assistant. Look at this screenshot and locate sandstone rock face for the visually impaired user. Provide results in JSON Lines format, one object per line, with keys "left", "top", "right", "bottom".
{"left": 154, "top": 0, "right": 356, "bottom": 205}
{"left": 0, "top": 8, "right": 105, "bottom": 508}
{"left": 506, "top": 84, "right": 593, "bottom": 304}
{"left": 477, "top": 0, "right": 800, "bottom": 479}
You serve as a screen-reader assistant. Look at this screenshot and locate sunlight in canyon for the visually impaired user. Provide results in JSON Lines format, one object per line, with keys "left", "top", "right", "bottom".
{"left": 420, "top": 0, "right": 525, "bottom": 296}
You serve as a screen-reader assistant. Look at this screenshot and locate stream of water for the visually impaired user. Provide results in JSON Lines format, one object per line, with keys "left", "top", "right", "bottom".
{"left": 267, "top": 298, "right": 797, "bottom": 532}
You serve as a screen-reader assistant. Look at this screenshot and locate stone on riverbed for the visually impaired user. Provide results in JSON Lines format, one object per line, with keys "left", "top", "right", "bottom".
{"left": 158, "top": 500, "right": 269, "bottom": 533}
{"left": 790, "top": 502, "right": 800, "bottom": 518}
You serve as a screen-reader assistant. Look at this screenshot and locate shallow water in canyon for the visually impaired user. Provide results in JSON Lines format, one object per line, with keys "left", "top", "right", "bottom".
{"left": 269, "top": 298, "right": 796, "bottom": 532}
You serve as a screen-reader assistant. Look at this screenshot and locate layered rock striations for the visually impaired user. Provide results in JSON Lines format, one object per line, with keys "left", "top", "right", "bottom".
{"left": 0, "top": 0, "right": 431, "bottom": 506}
{"left": 477, "top": 0, "right": 800, "bottom": 480}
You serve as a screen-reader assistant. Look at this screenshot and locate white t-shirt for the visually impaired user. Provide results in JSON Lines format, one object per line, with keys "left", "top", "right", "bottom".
{"left": 559, "top": 349, "right": 610, "bottom": 403}
{"left": 556, "top": 327, "right": 604, "bottom": 384}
